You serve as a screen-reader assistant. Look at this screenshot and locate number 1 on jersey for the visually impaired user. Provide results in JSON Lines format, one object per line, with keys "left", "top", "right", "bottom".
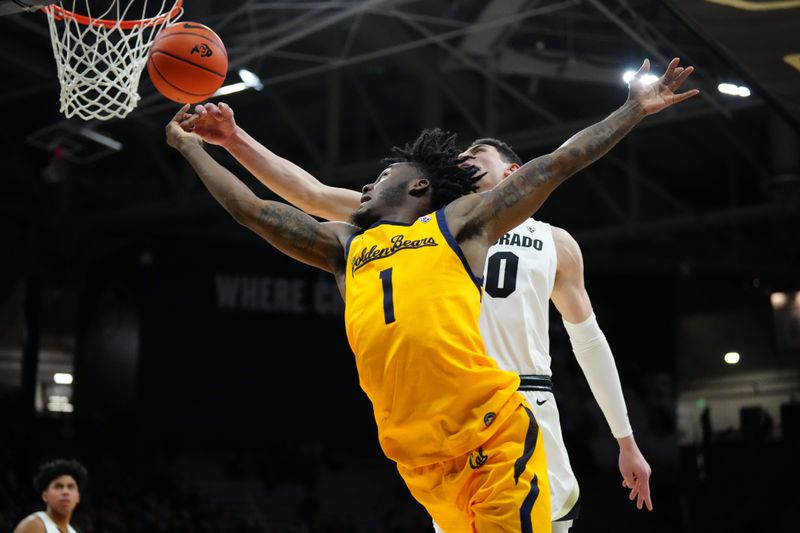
{"left": 379, "top": 268, "right": 396, "bottom": 324}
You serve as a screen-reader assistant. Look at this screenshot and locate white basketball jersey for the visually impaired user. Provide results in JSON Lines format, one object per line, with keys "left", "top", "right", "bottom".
{"left": 479, "top": 219, "right": 556, "bottom": 375}
{"left": 36, "top": 511, "right": 78, "bottom": 533}
{"left": 479, "top": 219, "right": 581, "bottom": 523}
{"left": 436, "top": 220, "right": 581, "bottom": 530}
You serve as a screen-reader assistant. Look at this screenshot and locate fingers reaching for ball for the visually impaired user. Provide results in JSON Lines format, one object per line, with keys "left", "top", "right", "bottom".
{"left": 178, "top": 102, "right": 238, "bottom": 147}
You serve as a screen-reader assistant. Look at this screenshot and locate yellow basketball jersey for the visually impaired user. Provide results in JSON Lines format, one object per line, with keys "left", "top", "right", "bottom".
{"left": 344, "top": 209, "right": 521, "bottom": 468}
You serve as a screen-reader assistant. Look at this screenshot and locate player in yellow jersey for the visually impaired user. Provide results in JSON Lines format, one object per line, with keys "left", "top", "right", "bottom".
{"left": 166, "top": 58, "right": 697, "bottom": 532}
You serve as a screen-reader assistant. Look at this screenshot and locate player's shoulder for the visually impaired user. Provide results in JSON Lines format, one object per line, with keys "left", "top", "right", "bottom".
{"left": 13, "top": 513, "right": 47, "bottom": 533}
{"left": 522, "top": 218, "right": 566, "bottom": 245}
{"left": 548, "top": 224, "right": 580, "bottom": 250}
{"left": 548, "top": 225, "right": 586, "bottom": 274}
{"left": 323, "top": 220, "right": 363, "bottom": 245}
{"left": 507, "top": 217, "right": 550, "bottom": 234}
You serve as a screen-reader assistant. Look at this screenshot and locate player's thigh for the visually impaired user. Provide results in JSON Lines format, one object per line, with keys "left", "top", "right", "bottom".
{"left": 552, "top": 520, "right": 573, "bottom": 533}
{"left": 521, "top": 390, "right": 580, "bottom": 522}
{"left": 471, "top": 403, "right": 551, "bottom": 533}
{"left": 399, "top": 461, "right": 470, "bottom": 533}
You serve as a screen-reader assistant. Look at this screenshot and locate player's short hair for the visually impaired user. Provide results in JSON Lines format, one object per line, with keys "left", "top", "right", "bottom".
{"left": 384, "top": 128, "right": 482, "bottom": 210}
{"left": 34, "top": 459, "right": 88, "bottom": 493}
{"left": 470, "top": 137, "right": 523, "bottom": 166}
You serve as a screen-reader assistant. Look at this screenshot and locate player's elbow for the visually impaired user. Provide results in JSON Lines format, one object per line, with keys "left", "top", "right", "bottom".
{"left": 226, "top": 197, "right": 260, "bottom": 227}
{"left": 312, "top": 189, "right": 351, "bottom": 221}
{"left": 519, "top": 152, "right": 576, "bottom": 192}
{"left": 549, "top": 149, "right": 582, "bottom": 181}
{"left": 293, "top": 187, "right": 322, "bottom": 217}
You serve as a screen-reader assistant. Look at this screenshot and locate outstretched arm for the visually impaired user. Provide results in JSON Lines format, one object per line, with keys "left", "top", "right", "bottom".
{"left": 549, "top": 227, "right": 653, "bottom": 512}
{"left": 448, "top": 57, "right": 698, "bottom": 243}
{"left": 182, "top": 102, "right": 361, "bottom": 221}
{"left": 166, "top": 105, "right": 351, "bottom": 274}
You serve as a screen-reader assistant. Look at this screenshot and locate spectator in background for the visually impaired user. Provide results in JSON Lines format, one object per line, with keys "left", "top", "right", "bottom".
{"left": 701, "top": 406, "right": 712, "bottom": 447}
{"left": 13, "top": 458, "right": 86, "bottom": 533}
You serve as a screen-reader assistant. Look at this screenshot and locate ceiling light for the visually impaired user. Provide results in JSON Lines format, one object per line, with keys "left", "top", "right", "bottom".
{"left": 214, "top": 69, "right": 264, "bottom": 97}
{"left": 54, "top": 373, "right": 73, "bottom": 385}
{"left": 717, "top": 83, "right": 750, "bottom": 97}
{"left": 623, "top": 71, "right": 659, "bottom": 85}
{"left": 238, "top": 69, "right": 264, "bottom": 91}
{"left": 724, "top": 352, "right": 740, "bottom": 364}
{"left": 771, "top": 292, "right": 788, "bottom": 307}
{"left": 46, "top": 395, "right": 74, "bottom": 413}
{"left": 214, "top": 82, "right": 249, "bottom": 96}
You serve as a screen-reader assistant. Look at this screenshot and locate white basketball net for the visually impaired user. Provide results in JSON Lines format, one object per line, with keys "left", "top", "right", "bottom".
{"left": 44, "top": 0, "right": 183, "bottom": 120}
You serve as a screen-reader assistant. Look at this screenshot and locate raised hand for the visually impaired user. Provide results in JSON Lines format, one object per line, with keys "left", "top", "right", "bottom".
{"left": 180, "top": 102, "right": 238, "bottom": 147}
{"left": 628, "top": 57, "right": 700, "bottom": 115}
{"left": 166, "top": 104, "right": 204, "bottom": 152}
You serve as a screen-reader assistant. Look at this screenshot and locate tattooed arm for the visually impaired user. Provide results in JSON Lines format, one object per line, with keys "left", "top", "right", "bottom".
{"left": 181, "top": 102, "right": 361, "bottom": 221}
{"left": 470, "top": 99, "right": 645, "bottom": 240}
{"left": 166, "top": 105, "right": 354, "bottom": 274}
{"left": 448, "top": 57, "right": 699, "bottom": 244}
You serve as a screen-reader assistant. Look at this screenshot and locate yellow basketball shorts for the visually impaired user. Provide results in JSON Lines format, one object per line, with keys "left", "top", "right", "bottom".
{"left": 398, "top": 401, "right": 551, "bottom": 533}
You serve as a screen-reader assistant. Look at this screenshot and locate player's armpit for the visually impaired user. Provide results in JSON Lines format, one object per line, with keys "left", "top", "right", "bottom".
{"left": 234, "top": 200, "right": 353, "bottom": 274}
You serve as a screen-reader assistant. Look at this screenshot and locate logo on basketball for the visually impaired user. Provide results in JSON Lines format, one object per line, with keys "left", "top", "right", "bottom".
{"left": 191, "top": 43, "right": 213, "bottom": 58}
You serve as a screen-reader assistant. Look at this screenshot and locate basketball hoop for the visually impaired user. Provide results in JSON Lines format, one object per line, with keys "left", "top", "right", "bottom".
{"left": 43, "top": 1, "right": 184, "bottom": 120}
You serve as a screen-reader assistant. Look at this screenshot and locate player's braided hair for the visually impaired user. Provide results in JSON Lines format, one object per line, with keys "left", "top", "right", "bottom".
{"left": 383, "top": 128, "right": 483, "bottom": 210}
{"left": 33, "top": 458, "right": 88, "bottom": 493}
{"left": 470, "top": 137, "right": 523, "bottom": 166}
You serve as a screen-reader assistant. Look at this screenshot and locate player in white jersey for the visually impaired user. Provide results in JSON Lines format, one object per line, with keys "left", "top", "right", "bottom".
{"left": 453, "top": 138, "right": 652, "bottom": 531}
{"left": 13, "top": 459, "right": 85, "bottom": 533}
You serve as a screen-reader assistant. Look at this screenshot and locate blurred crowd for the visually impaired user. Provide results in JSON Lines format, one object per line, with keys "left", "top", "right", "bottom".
{"left": 2, "top": 331, "right": 795, "bottom": 532}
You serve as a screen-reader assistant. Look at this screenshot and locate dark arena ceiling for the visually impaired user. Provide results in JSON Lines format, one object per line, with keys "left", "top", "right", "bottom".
{"left": 1, "top": 0, "right": 798, "bottom": 297}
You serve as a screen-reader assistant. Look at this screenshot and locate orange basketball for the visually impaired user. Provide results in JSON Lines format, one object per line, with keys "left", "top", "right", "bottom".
{"left": 147, "top": 22, "right": 228, "bottom": 104}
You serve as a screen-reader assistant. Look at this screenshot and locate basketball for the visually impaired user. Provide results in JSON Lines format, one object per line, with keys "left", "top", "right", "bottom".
{"left": 147, "top": 22, "right": 228, "bottom": 104}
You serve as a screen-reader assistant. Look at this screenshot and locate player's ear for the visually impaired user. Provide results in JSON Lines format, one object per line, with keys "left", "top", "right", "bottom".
{"left": 409, "top": 178, "right": 430, "bottom": 197}
{"left": 503, "top": 163, "right": 520, "bottom": 177}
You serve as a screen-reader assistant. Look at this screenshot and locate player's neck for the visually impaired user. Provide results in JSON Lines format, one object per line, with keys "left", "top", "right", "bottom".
{"left": 380, "top": 202, "right": 432, "bottom": 225}
{"left": 46, "top": 509, "right": 71, "bottom": 530}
